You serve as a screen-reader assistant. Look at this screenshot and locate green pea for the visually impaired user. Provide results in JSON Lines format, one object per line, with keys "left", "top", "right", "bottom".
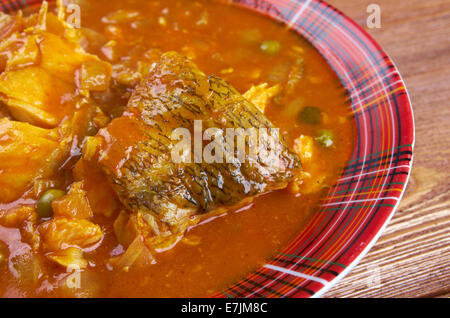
{"left": 260, "top": 40, "right": 281, "bottom": 54}
{"left": 298, "top": 106, "right": 322, "bottom": 125}
{"left": 315, "top": 129, "right": 334, "bottom": 148}
{"left": 37, "top": 189, "right": 66, "bottom": 219}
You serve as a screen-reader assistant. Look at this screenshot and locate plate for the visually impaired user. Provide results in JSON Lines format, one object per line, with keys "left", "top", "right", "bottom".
{"left": 0, "top": 0, "right": 415, "bottom": 298}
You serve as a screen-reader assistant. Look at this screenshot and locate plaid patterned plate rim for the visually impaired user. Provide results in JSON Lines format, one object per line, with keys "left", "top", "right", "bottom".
{"left": 1, "top": 0, "right": 415, "bottom": 298}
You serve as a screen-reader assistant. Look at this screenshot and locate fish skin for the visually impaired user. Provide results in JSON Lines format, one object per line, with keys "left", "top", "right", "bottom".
{"left": 93, "top": 52, "right": 300, "bottom": 238}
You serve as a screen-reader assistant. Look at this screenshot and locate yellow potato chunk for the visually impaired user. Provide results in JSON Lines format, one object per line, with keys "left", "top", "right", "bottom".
{"left": 0, "top": 7, "right": 113, "bottom": 127}
{"left": 243, "top": 83, "right": 282, "bottom": 113}
{"left": 38, "top": 32, "right": 93, "bottom": 83}
{"left": 6, "top": 35, "right": 40, "bottom": 70}
{"left": 0, "top": 118, "right": 59, "bottom": 202}
{"left": 44, "top": 12, "right": 66, "bottom": 38}
{"left": 79, "top": 60, "right": 112, "bottom": 92}
{"left": 0, "top": 66, "right": 75, "bottom": 127}
{"left": 41, "top": 217, "right": 103, "bottom": 251}
{"left": 0, "top": 206, "right": 36, "bottom": 228}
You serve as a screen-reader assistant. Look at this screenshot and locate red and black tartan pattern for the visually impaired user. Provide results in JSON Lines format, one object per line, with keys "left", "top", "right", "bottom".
{"left": 0, "top": 0, "right": 414, "bottom": 298}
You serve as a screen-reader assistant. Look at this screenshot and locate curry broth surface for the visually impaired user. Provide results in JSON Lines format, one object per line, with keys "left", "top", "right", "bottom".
{"left": 0, "top": 0, "right": 353, "bottom": 297}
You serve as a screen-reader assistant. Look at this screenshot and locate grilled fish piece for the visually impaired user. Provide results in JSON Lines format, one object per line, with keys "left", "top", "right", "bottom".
{"left": 87, "top": 52, "right": 300, "bottom": 250}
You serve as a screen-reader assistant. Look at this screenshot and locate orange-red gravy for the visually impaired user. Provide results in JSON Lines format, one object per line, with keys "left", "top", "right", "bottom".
{"left": 0, "top": 0, "right": 353, "bottom": 297}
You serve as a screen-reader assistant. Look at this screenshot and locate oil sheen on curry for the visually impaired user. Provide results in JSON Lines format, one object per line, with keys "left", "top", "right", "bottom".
{"left": 0, "top": 0, "right": 353, "bottom": 297}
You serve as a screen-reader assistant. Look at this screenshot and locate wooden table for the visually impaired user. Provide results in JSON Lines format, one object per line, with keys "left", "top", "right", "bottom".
{"left": 322, "top": 0, "right": 450, "bottom": 298}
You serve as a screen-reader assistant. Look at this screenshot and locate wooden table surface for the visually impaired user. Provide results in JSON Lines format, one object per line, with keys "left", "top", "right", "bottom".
{"left": 321, "top": 0, "right": 450, "bottom": 298}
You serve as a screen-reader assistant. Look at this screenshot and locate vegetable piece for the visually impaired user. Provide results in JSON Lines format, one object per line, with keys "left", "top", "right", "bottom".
{"left": 298, "top": 106, "right": 322, "bottom": 125}
{"left": 41, "top": 217, "right": 103, "bottom": 251}
{"left": 0, "top": 7, "right": 113, "bottom": 127}
{"left": 0, "top": 206, "right": 36, "bottom": 228}
{"left": 290, "top": 134, "right": 330, "bottom": 194}
{"left": 288, "top": 171, "right": 310, "bottom": 194}
{"left": 38, "top": 32, "right": 94, "bottom": 83}
{"left": 112, "top": 63, "right": 142, "bottom": 86}
{"left": 46, "top": 247, "right": 87, "bottom": 269}
{"left": 0, "top": 11, "right": 21, "bottom": 40}
{"left": 315, "top": 129, "right": 334, "bottom": 148}
{"left": 243, "top": 83, "right": 282, "bottom": 113}
{"left": 37, "top": 189, "right": 66, "bottom": 219}
{"left": 72, "top": 160, "right": 119, "bottom": 218}
{"left": 82, "top": 136, "right": 103, "bottom": 161}
{"left": 292, "top": 135, "right": 314, "bottom": 162}
{"left": 79, "top": 60, "right": 112, "bottom": 92}
{"left": 260, "top": 40, "right": 281, "bottom": 54}
{"left": 0, "top": 66, "right": 75, "bottom": 127}
{"left": 113, "top": 211, "right": 139, "bottom": 248}
{"left": 0, "top": 119, "right": 61, "bottom": 203}
{"left": 6, "top": 35, "right": 40, "bottom": 70}
{"left": 20, "top": 218, "right": 41, "bottom": 251}
{"left": 10, "top": 248, "right": 42, "bottom": 286}
{"left": 109, "top": 235, "right": 155, "bottom": 271}
{"left": 52, "top": 182, "right": 93, "bottom": 219}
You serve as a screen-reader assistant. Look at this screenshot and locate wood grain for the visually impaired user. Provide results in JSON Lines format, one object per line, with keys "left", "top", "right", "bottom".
{"left": 323, "top": 0, "right": 450, "bottom": 298}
